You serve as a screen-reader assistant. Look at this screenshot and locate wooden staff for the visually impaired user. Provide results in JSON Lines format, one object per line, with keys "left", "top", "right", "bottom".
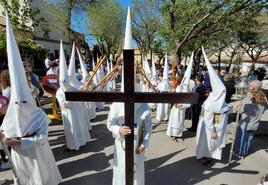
{"left": 83, "top": 55, "right": 106, "bottom": 90}
{"left": 228, "top": 108, "right": 241, "bottom": 165}
{"left": 139, "top": 68, "right": 157, "bottom": 92}
{"left": 92, "top": 65, "right": 120, "bottom": 91}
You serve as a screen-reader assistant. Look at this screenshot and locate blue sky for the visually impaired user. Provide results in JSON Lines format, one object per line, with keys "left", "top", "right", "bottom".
{"left": 71, "top": 0, "right": 131, "bottom": 45}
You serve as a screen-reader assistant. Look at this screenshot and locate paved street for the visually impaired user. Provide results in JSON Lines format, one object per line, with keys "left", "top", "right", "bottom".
{"left": 0, "top": 102, "right": 267, "bottom": 185}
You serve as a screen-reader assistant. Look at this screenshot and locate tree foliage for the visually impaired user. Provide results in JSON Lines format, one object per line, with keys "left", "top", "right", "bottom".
{"left": 0, "top": 0, "right": 48, "bottom": 33}
{"left": 132, "top": 0, "right": 163, "bottom": 61}
{"left": 87, "top": 0, "right": 124, "bottom": 62}
{"left": 237, "top": 11, "right": 268, "bottom": 63}
{"left": 0, "top": 0, "right": 48, "bottom": 64}
{"left": 46, "top": 0, "right": 95, "bottom": 52}
{"left": 160, "top": 0, "right": 268, "bottom": 63}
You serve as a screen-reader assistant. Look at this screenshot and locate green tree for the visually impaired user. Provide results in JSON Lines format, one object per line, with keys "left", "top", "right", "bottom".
{"left": 160, "top": 0, "right": 268, "bottom": 64}
{"left": 237, "top": 13, "right": 268, "bottom": 64}
{"left": 46, "top": 0, "right": 95, "bottom": 51}
{"left": 0, "top": 0, "right": 48, "bottom": 64}
{"left": 132, "top": 0, "right": 162, "bottom": 61}
{"left": 87, "top": 0, "right": 124, "bottom": 62}
{"left": 0, "top": 0, "right": 48, "bottom": 41}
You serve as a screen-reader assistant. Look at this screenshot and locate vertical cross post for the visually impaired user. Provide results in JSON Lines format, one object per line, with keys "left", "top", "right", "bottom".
{"left": 124, "top": 49, "right": 134, "bottom": 185}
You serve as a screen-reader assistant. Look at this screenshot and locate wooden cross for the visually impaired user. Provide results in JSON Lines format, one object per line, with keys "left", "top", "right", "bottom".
{"left": 65, "top": 49, "right": 199, "bottom": 185}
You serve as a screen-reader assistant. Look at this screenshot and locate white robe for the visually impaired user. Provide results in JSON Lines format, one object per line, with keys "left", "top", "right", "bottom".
{"left": 12, "top": 116, "right": 62, "bottom": 185}
{"left": 156, "top": 102, "right": 170, "bottom": 122}
{"left": 156, "top": 82, "right": 171, "bottom": 122}
{"left": 107, "top": 103, "right": 152, "bottom": 185}
{"left": 196, "top": 108, "right": 229, "bottom": 160}
{"left": 167, "top": 103, "right": 190, "bottom": 137}
{"left": 80, "top": 80, "right": 97, "bottom": 121}
{"left": 69, "top": 78, "right": 93, "bottom": 130}
{"left": 56, "top": 88, "right": 91, "bottom": 150}
{"left": 95, "top": 71, "right": 105, "bottom": 110}
{"left": 85, "top": 101, "right": 96, "bottom": 120}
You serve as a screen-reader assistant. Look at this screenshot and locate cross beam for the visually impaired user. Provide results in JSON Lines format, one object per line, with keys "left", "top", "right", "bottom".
{"left": 65, "top": 50, "right": 199, "bottom": 185}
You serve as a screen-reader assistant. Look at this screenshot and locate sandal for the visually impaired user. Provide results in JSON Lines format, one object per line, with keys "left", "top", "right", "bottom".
{"left": 171, "top": 137, "right": 178, "bottom": 143}
{"left": 206, "top": 158, "right": 215, "bottom": 166}
{"left": 198, "top": 157, "right": 213, "bottom": 167}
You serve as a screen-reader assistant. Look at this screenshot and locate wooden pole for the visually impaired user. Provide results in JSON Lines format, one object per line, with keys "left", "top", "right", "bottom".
{"left": 83, "top": 55, "right": 106, "bottom": 90}
{"left": 139, "top": 68, "right": 157, "bottom": 92}
{"left": 92, "top": 65, "right": 120, "bottom": 91}
{"left": 228, "top": 109, "right": 241, "bottom": 165}
{"left": 123, "top": 49, "right": 134, "bottom": 185}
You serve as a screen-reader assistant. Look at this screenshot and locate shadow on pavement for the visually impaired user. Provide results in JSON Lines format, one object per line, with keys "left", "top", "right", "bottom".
{"left": 146, "top": 155, "right": 259, "bottom": 185}
{"left": 59, "top": 169, "right": 113, "bottom": 185}
{"left": 58, "top": 152, "right": 113, "bottom": 180}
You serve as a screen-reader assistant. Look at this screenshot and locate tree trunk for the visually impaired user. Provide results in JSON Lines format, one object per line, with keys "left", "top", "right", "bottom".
{"left": 150, "top": 49, "right": 153, "bottom": 63}
{"left": 218, "top": 50, "right": 221, "bottom": 69}
{"left": 176, "top": 48, "right": 182, "bottom": 66}
{"left": 184, "top": 55, "right": 188, "bottom": 66}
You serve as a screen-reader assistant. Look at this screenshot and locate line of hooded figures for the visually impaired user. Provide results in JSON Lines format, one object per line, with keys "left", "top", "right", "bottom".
{"left": 0, "top": 7, "right": 268, "bottom": 185}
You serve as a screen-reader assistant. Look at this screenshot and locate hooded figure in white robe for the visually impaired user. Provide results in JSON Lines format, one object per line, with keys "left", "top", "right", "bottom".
{"left": 92, "top": 57, "right": 105, "bottom": 110}
{"left": 156, "top": 54, "right": 171, "bottom": 122}
{"left": 140, "top": 59, "right": 150, "bottom": 93}
{"left": 0, "top": 14, "right": 61, "bottom": 185}
{"left": 68, "top": 43, "right": 92, "bottom": 130}
{"left": 56, "top": 41, "right": 91, "bottom": 150}
{"left": 107, "top": 102, "right": 152, "bottom": 185}
{"left": 107, "top": 7, "right": 152, "bottom": 185}
{"left": 77, "top": 48, "right": 96, "bottom": 120}
{"left": 148, "top": 61, "right": 158, "bottom": 109}
{"left": 167, "top": 52, "right": 194, "bottom": 138}
{"left": 110, "top": 61, "right": 117, "bottom": 90}
{"left": 105, "top": 60, "right": 114, "bottom": 92}
{"left": 196, "top": 47, "right": 229, "bottom": 162}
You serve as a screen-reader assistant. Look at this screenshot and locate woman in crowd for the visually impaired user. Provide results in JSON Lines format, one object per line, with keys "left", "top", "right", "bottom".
{"left": 234, "top": 80, "right": 267, "bottom": 158}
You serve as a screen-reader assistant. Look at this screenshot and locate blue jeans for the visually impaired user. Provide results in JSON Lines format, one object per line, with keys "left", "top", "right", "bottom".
{"left": 235, "top": 127, "right": 255, "bottom": 156}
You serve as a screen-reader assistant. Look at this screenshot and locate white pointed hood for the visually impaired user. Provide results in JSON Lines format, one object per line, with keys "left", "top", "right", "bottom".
{"left": 111, "top": 60, "right": 116, "bottom": 90}
{"left": 77, "top": 47, "right": 88, "bottom": 83}
{"left": 143, "top": 58, "right": 151, "bottom": 76}
{"left": 176, "top": 52, "right": 194, "bottom": 92}
{"left": 97, "top": 63, "right": 105, "bottom": 79}
{"left": 1, "top": 13, "right": 50, "bottom": 138}
{"left": 107, "top": 60, "right": 111, "bottom": 73}
{"left": 151, "top": 61, "right": 158, "bottom": 85}
{"left": 106, "top": 59, "right": 113, "bottom": 91}
{"left": 67, "top": 42, "right": 83, "bottom": 89}
{"left": 111, "top": 60, "right": 114, "bottom": 72}
{"left": 68, "top": 42, "right": 76, "bottom": 77}
{"left": 59, "top": 40, "right": 68, "bottom": 83}
{"left": 123, "top": 6, "right": 133, "bottom": 50}
{"left": 163, "top": 53, "right": 169, "bottom": 80}
{"left": 92, "top": 57, "right": 99, "bottom": 85}
{"left": 157, "top": 53, "right": 170, "bottom": 91}
{"left": 202, "top": 47, "right": 228, "bottom": 113}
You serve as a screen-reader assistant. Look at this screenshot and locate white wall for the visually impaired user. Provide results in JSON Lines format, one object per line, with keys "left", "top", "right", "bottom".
{"left": 0, "top": 0, "right": 70, "bottom": 54}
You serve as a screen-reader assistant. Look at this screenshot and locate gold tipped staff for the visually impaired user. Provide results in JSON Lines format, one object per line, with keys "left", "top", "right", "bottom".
{"left": 138, "top": 67, "right": 157, "bottom": 92}
{"left": 83, "top": 55, "right": 106, "bottom": 90}
{"left": 92, "top": 64, "right": 120, "bottom": 91}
